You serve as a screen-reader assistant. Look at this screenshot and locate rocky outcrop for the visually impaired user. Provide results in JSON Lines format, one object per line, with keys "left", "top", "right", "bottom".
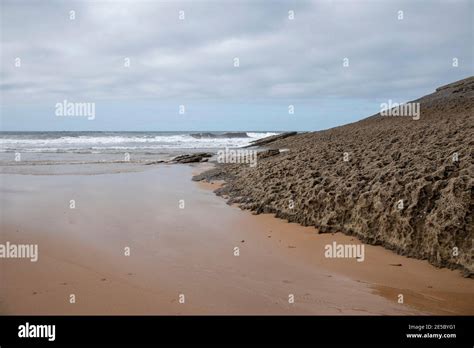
{"left": 244, "top": 132, "right": 298, "bottom": 147}
{"left": 194, "top": 76, "right": 474, "bottom": 276}
{"left": 172, "top": 153, "right": 213, "bottom": 163}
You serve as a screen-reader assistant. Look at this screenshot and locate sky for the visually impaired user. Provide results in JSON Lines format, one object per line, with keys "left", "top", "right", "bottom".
{"left": 0, "top": 0, "right": 472, "bottom": 131}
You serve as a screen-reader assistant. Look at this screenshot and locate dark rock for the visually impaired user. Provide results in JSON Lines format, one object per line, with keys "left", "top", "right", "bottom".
{"left": 245, "top": 132, "right": 298, "bottom": 147}
{"left": 172, "top": 153, "right": 213, "bottom": 163}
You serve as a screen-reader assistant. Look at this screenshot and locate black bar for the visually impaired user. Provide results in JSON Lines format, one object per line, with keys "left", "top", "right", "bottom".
{"left": 0, "top": 316, "right": 472, "bottom": 346}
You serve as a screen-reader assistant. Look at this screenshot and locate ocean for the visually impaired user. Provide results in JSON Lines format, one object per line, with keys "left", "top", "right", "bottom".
{"left": 0, "top": 131, "right": 277, "bottom": 168}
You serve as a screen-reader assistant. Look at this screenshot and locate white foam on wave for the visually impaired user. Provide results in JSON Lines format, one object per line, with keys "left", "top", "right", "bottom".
{"left": 0, "top": 132, "right": 279, "bottom": 153}
{"left": 246, "top": 132, "right": 278, "bottom": 139}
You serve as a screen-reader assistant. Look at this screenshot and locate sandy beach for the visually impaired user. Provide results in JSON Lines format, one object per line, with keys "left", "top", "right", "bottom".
{"left": 1, "top": 163, "right": 472, "bottom": 315}
{"left": 2, "top": 2, "right": 473, "bottom": 345}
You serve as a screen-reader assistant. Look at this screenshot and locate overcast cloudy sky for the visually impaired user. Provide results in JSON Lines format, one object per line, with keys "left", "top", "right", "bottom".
{"left": 1, "top": 0, "right": 472, "bottom": 131}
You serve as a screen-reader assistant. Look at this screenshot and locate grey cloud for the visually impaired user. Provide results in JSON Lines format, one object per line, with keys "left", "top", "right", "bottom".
{"left": 1, "top": 0, "right": 472, "bottom": 104}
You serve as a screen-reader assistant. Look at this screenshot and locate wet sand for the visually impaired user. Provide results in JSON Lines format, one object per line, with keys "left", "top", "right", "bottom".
{"left": 0, "top": 164, "right": 472, "bottom": 314}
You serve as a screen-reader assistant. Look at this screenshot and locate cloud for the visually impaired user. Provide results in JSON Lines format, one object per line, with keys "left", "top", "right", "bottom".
{"left": 1, "top": 0, "right": 472, "bottom": 104}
